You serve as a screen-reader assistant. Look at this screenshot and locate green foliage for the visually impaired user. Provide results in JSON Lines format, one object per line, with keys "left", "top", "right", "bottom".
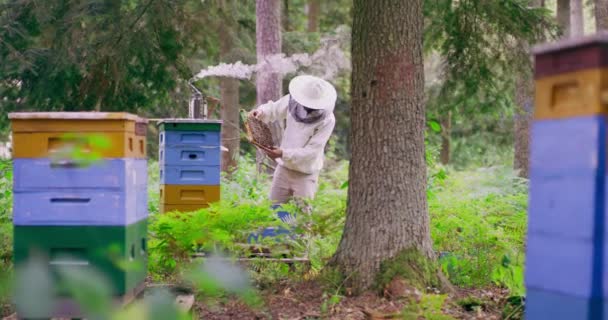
{"left": 50, "top": 133, "right": 111, "bottom": 167}
{"left": 0, "top": 159, "right": 12, "bottom": 274}
{"left": 148, "top": 202, "right": 278, "bottom": 278}
{"left": 12, "top": 255, "right": 251, "bottom": 320}
{"left": 0, "top": 0, "right": 225, "bottom": 128}
{"left": 0, "top": 159, "right": 12, "bottom": 221}
{"left": 424, "top": 0, "right": 557, "bottom": 113}
{"left": 429, "top": 166, "right": 527, "bottom": 295}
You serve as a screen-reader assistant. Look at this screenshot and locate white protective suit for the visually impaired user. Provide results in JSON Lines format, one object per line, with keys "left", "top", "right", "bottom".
{"left": 257, "top": 94, "right": 336, "bottom": 202}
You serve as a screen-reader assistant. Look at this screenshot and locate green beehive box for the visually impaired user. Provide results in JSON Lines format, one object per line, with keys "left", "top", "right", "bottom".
{"left": 13, "top": 219, "right": 147, "bottom": 296}
{"left": 158, "top": 119, "right": 222, "bottom": 132}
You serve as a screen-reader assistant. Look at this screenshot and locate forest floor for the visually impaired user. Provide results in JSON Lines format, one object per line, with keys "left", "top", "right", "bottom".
{"left": 195, "top": 280, "right": 512, "bottom": 320}
{"left": 0, "top": 279, "right": 514, "bottom": 320}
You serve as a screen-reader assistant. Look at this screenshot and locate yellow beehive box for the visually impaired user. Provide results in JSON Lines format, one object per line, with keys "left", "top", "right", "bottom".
{"left": 160, "top": 203, "right": 209, "bottom": 213}
{"left": 9, "top": 112, "right": 147, "bottom": 159}
{"left": 534, "top": 68, "right": 608, "bottom": 119}
{"left": 160, "top": 184, "right": 220, "bottom": 205}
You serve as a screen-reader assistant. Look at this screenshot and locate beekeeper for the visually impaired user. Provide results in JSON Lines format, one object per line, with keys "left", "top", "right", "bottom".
{"left": 250, "top": 75, "right": 336, "bottom": 205}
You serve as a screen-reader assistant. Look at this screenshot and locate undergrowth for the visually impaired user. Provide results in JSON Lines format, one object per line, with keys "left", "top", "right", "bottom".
{"left": 429, "top": 165, "right": 528, "bottom": 296}
{"left": 147, "top": 155, "right": 528, "bottom": 299}
{"left": 0, "top": 152, "right": 529, "bottom": 309}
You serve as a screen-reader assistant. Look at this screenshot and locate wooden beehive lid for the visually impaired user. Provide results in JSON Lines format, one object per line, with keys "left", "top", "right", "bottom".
{"left": 8, "top": 112, "right": 147, "bottom": 122}
{"left": 533, "top": 32, "right": 608, "bottom": 55}
{"left": 533, "top": 32, "right": 608, "bottom": 79}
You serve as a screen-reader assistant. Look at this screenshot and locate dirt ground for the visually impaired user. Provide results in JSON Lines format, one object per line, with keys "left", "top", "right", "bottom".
{"left": 195, "top": 281, "right": 514, "bottom": 320}
{"left": 1, "top": 281, "right": 515, "bottom": 320}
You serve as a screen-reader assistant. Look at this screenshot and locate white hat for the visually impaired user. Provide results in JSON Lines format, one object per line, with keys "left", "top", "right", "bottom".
{"left": 288, "top": 75, "right": 337, "bottom": 110}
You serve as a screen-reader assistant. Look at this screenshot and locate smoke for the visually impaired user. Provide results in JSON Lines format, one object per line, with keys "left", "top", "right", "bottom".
{"left": 194, "top": 27, "right": 351, "bottom": 81}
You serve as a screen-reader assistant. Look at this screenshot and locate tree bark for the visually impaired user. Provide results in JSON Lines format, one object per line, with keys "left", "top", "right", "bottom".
{"left": 570, "top": 0, "right": 584, "bottom": 36}
{"left": 558, "top": 0, "right": 571, "bottom": 37}
{"left": 217, "top": 1, "right": 240, "bottom": 174}
{"left": 256, "top": 0, "right": 283, "bottom": 174}
{"left": 219, "top": 72, "right": 240, "bottom": 173}
{"left": 307, "top": 0, "right": 320, "bottom": 33}
{"left": 596, "top": 0, "right": 608, "bottom": 31}
{"left": 439, "top": 112, "right": 451, "bottom": 165}
{"left": 513, "top": 0, "right": 543, "bottom": 178}
{"left": 513, "top": 72, "right": 533, "bottom": 179}
{"left": 331, "top": 0, "right": 433, "bottom": 291}
{"left": 282, "top": 0, "right": 290, "bottom": 32}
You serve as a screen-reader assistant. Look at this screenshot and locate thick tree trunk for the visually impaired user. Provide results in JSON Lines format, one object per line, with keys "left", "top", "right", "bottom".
{"left": 439, "top": 112, "right": 451, "bottom": 165}
{"left": 331, "top": 0, "right": 433, "bottom": 291}
{"left": 558, "top": 0, "right": 571, "bottom": 37}
{"left": 256, "top": 0, "right": 283, "bottom": 174}
{"left": 596, "top": 0, "right": 608, "bottom": 31}
{"left": 571, "top": 0, "right": 584, "bottom": 36}
{"left": 307, "top": 0, "right": 320, "bottom": 33}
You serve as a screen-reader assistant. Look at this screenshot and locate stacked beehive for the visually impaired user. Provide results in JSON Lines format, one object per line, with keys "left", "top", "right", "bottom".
{"left": 526, "top": 35, "right": 608, "bottom": 319}
{"left": 10, "top": 112, "right": 148, "bottom": 318}
{"left": 159, "top": 119, "right": 222, "bottom": 213}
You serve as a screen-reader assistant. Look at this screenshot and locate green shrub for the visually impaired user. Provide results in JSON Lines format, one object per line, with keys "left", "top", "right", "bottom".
{"left": 429, "top": 166, "right": 527, "bottom": 295}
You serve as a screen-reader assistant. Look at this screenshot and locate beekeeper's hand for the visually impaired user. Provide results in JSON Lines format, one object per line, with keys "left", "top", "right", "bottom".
{"left": 264, "top": 147, "right": 283, "bottom": 160}
{"left": 249, "top": 109, "right": 262, "bottom": 119}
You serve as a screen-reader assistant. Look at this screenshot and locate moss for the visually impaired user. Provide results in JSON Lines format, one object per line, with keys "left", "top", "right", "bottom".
{"left": 457, "top": 296, "right": 484, "bottom": 311}
{"left": 375, "top": 248, "right": 439, "bottom": 292}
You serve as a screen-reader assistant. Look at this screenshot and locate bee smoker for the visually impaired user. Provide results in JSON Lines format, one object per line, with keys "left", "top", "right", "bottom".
{"left": 188, "top": 80, "right": 208, "bottom": 119}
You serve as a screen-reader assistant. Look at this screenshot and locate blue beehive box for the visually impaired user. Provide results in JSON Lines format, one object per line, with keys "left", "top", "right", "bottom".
{"left": 159, "top": 145, "right": 221, "bottom": 166}
{"left": 525, "top": 289, "right": 606, "bottom": 320}
{"left": 158, "top": 119, "right": 222, "bottom": 212}
{"left": 160, "top": 130, "right": 221, "bottom": 147}
{"left": 160, "top": 165, "right": 221, "bottom": 185}
{"left": 528, "top": 116, "right": 606, "bottom": 240}
{"left": 13, "top": 158, "right": 148, "bottom": 226}
{"left": 525, "top": 233, "right": 604, "bottom": 298}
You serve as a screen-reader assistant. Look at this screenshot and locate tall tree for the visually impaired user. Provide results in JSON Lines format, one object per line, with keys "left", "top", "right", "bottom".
{"left": 596, "top": 0, "right": 608, "bottom": 31}
{"left": 282, "top": 0, "right": 290, "bottom": 31}
{"left": 439, "top": 112, "right": 451, "bottom": 165}
{"left": 256, "top": 0, "right": 283, "bottom": 173}
{"left": 307, "top": 0, "right": 320, "bottom": 32}
{"left": 217, "top": 1, "right": 241, "bottom": 173}
{"left": 331, "top": 0, "right": 434, "bottom": 291}
{"left": 513, "top": 0, "right": 544, "bottom": 178}
{"left": 558, "top": 0, "right": 571, "bottom": 37}
{"left": 571, "top": 0, "right": 584, "bottom": 36}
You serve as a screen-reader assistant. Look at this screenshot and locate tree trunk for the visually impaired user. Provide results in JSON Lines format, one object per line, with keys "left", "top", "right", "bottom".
{"left": 219, "top": 77, "right": 240, "bottom": 174}
{"left": 596, "top": 0, "right": 608, "bottom": 31}
{"left": 256, "top": 0, "right": 283, "bottom": 174}
{"left": 307, "top": 0, "right": 320, "bottom": 32}
{"left": 217, "top": 1, "right": 240, "bottom": 174}
{"left": 331, "top": 0, "right": 434, "bottom": 292}
{"left": 558, "top": 0, "right": 571, "bottom": 37}
{"left": 439, "top": 112, "right": 451, "bottom": 165}
{"left": 513, "top": 73, "right": 533, "bottom": 179}
{"left": 282, "top": 0, "right": 290, "bottom": 32}
{"left": 513, "top": 0, "right": 543, "bottom": 178}
{"left": 571, "top": 0, "right": 584, "bottom": 36}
